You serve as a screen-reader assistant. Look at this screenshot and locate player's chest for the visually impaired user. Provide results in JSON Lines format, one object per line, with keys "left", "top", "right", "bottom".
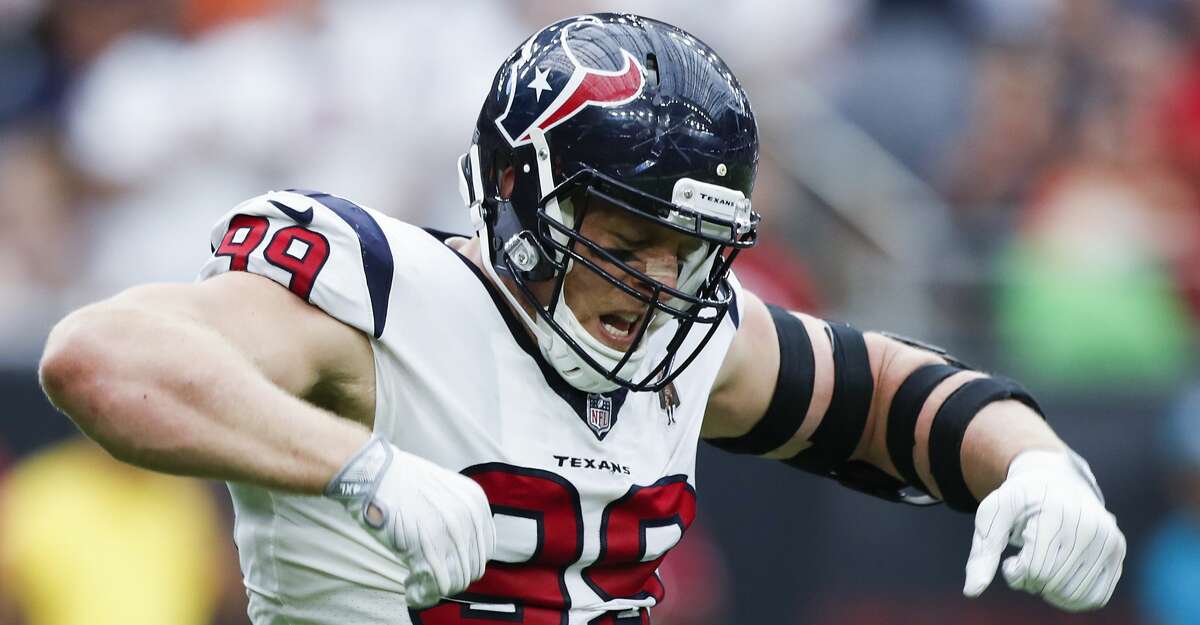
{"left": 382, "top": 324, "right": 702, "bottom": 482}
{"left": 387, "top": 345, "right": 702, "bottom": 620}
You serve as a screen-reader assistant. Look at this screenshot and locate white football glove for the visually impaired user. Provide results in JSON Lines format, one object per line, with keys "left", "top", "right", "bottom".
{"left": 963, "top": 449, "right": 1126, "bottom": 611}
{"left": 326, "top": 435, "right": 496, "bottom": 608}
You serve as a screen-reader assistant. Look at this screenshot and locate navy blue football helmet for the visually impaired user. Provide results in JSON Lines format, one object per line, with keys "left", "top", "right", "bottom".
{"left": 458, "top": 13, "right": 760, "bottom": 393}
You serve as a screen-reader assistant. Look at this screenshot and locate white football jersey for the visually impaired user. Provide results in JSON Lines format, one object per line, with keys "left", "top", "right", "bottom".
{"left": 198, "top": 189, "right": 744, "bottom": 625}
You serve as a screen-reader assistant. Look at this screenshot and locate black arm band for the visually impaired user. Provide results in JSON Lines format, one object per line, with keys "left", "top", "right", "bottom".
{"left": 928, "top": 376, "right": 1045, "bottom": 512}
{"left": 784, "top": 322, "right": 874, "bottom": 474}
{"left": 707, "top": 304, "right": 815, "bottom": 455}
{"left": 885, "top": 363, "right": 962, "bottom": 494}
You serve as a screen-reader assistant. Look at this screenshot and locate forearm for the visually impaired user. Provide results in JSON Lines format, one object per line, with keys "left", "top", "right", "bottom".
{"left": 864, "top": 336, "right": 1068, "bottom": 508}
{"left": 40, "top": 300, "right": 369, "bottom": 494}
{"left": 959, "top": 399, "right": 1065, "bottom": 499}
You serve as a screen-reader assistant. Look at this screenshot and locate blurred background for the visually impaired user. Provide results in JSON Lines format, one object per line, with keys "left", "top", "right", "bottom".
{"left": 1, "top": 0, "right": 1199, "bottom": 623}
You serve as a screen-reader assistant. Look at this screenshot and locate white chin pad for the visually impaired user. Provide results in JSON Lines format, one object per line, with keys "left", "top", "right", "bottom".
{"left": 534, "top": 277, "right": 657, "bottom": 393}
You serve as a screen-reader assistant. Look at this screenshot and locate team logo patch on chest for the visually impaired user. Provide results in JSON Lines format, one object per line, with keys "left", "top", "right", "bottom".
{"left": 586, "top": 393, "right": 614, "bottom": 440}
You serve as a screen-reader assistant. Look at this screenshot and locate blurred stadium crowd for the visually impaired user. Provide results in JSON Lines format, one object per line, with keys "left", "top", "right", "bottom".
{"left": 5, "top": 0, "right": 1200, "bottom": 623}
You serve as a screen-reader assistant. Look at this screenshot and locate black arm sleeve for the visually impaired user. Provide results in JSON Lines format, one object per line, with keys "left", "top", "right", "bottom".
{"left": 706, "top": 304, "right": 815, "bottom": 455}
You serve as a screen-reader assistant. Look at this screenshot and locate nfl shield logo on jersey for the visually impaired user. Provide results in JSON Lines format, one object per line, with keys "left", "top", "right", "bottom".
{"left": 586, "top": 394, "right": 613, "bottom": 439}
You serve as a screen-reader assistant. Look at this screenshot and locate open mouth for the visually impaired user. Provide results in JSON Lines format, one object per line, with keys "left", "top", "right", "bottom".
{"left": 598, "top": 312, "right": 642, "bottom": 347}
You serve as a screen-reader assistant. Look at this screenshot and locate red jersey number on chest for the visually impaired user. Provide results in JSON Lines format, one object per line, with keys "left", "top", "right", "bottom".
{"left": 410, "top": 463, "right": 697, "bottom": 624}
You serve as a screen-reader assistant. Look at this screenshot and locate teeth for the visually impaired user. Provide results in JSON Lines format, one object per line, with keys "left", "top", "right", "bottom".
{"left": 602, "top": 321, "right": 631, "bottom": 338}
{"left": 617, "top": 313, "right": 639, "bottom": 323}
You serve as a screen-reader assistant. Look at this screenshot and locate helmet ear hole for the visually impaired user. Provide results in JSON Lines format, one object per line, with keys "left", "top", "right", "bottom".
{"left": 500, "top": 166, "right": 516, "bottom": 200}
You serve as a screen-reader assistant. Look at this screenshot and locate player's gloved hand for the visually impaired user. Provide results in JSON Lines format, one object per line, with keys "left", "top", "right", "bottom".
{"left": 962, "top": 449, "right": 1125, "bottom": 611}
{"left": 326, "top": 435, "right": 496, "bottom": 608}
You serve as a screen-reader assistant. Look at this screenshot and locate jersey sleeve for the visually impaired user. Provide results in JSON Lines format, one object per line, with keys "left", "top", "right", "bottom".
{"left": 197, "top": 189, "right": 394, "bottom": 338}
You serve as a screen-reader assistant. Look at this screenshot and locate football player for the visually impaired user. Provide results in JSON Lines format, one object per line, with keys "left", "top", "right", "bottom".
{"left": 39, "top": 14, "right": 1125, "bottom": 624}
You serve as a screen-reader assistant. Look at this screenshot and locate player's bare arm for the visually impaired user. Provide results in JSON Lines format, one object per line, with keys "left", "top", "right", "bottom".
{"left": 39, "top": 271, "right": 375, "bottom": 491}
{"left": 704, "top": 293, "right": 1064, "bottom": 493}
{"left": 704, "top": 291, "right": 1126, "bottom": 611}
{"left": 38, "top": 193, "right": 496, "bottom": 608}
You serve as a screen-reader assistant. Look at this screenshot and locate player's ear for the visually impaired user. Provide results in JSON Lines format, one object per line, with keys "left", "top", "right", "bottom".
{"left": 500, "top": 167, "right": 515, "bottom": 200}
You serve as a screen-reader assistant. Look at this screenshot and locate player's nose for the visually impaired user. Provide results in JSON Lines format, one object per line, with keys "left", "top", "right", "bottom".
{"left": 642, "top": 250, "right": 679, "bottom": 295}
